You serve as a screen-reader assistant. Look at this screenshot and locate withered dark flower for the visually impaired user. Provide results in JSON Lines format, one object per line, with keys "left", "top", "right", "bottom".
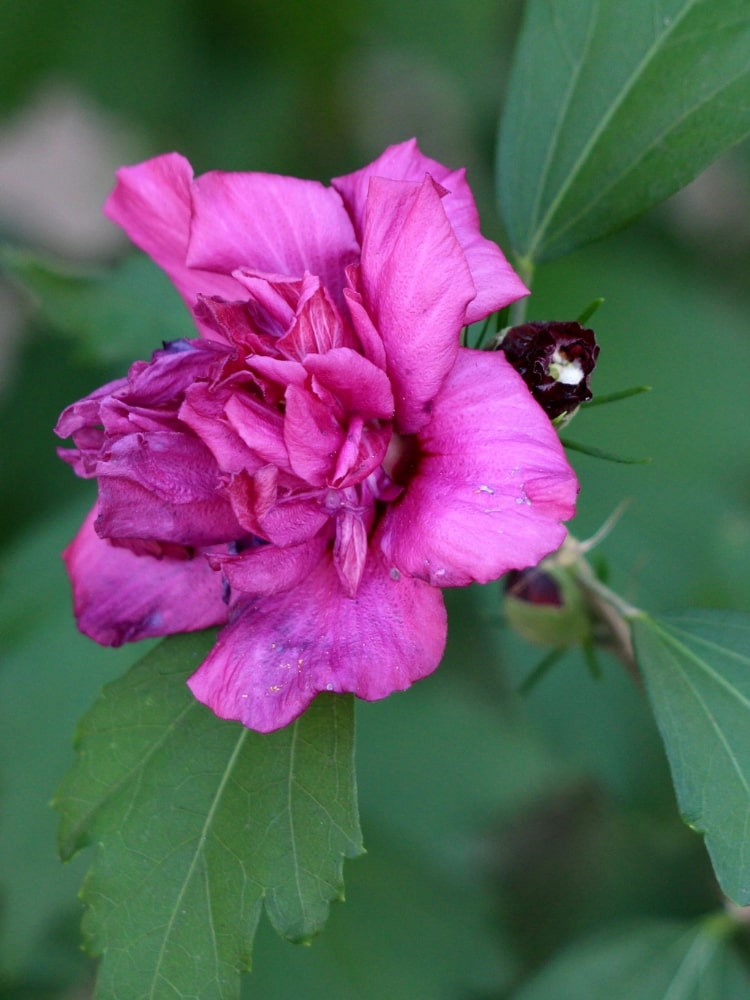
{"left": 496, "top": 321, "right": 599, "bottom": 421}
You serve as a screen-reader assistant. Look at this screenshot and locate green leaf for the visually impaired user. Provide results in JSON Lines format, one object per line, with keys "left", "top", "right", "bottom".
{"left": 561, "top": 437, "right": 652, "bottom": 464}
{"left": 498, "top": 0, "right": 750, "bottom": 261}
{"left": 632, "top": 611, "right": 750, "bottom": 903}
{"left": 55, "top": 633, "right": 363, "bottom": 1000}
{"left": 0, "top": 500, "right": 152, "bottom": 982}
{"left": 1, "top": 247, "right": 193, "bottom": 364}
{"left": 512, "top": 916, "right": 750, "bottom": 1000}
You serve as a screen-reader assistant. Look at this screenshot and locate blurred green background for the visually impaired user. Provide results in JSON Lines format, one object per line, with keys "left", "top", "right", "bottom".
{"left": 1, "top": 1, "right": 749, "bottom": 997}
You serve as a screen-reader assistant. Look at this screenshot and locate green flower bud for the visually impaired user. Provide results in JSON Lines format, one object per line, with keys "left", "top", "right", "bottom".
{"left": 504, "top": 563, "right": 592, "bottom": 648}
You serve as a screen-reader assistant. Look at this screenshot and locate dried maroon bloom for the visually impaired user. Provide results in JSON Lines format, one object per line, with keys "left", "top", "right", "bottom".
{"left": 496, "top": 321, "right": 599, "bottom": 421}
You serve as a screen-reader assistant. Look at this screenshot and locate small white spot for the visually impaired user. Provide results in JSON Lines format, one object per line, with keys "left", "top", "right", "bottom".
{"left": 390, "top": 567, "right": 401, "bottom": 581}
{"left": 475, "top": 484, "right": 495, "bottom": 495}
{"left": 550, "top": 349, "right": 584, "bottom": 386}
{"left": 516, "top": 487, "right": 532, "bottom": 506}
{"left": 326, "top": 683, "right": 333, "bottom": 691}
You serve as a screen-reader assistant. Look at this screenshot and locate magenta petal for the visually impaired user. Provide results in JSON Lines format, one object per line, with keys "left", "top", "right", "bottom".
{"left": 187, "top": 170, "right": 359, "bottom": 302}
{"left": 223, "top": 393, "right": 291, "bottom": 471}
{"left": 179, "top": 386, "right": 267, "bottom": 475}
{"left": 55, "top": 376, "right": 128, "bottom": 441}
{"left": 209, "top": 533, "right": 328, "bottom": 597}
{"left": 379, "top": 349, "right": 578, "bottom": 586}
{"left": 283, "top": 384, "right": 344, "bottom": 486}
{"left": 343, "top": 273, "right": 387, "bottom": 370}
{"left": 333, "top": 138, "right": 528, "bottom": 322}
{"left": 359, "top": 176, "right": 475, "bottom": 434}
{"left": 64, "top": 507, "right": 228, "bottom": 645}
{"left": 93, "top": 431, "right": 242, "bottom": 545}
{"left": 303, "top": 348, "right": 394, "bottom": 419}
{"left": 104, "top": 154, "right": 242, "bottom": 333}
{"left": 276, "top": 280, "right": 357, "bottom": 358}
{"left": 226, "top": 468, "right": 329, "bottom": 546}
{"left": 187, "top": 550, "right": 447, "bottom": 732}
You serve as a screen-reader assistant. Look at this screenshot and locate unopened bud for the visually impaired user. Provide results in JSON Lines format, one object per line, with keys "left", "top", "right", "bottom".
{"left": 504, "top": 563, "right": 591, "bottom": 648}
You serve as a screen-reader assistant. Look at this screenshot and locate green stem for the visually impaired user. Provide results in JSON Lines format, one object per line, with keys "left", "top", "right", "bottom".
{"left": 509, "top": 256, "right": 535, "bottom": 326}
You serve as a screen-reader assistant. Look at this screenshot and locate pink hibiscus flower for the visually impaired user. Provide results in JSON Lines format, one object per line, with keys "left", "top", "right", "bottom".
{"left": 56, "top": 140, "right": 578, "bottom": 732}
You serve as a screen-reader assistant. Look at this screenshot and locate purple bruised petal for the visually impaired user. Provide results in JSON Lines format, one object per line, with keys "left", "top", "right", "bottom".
{"left": 187, "top": 550, "right": 447, "bottom": 732}
{"left": 65, "top": 507, "right": 228, "bottom": 645}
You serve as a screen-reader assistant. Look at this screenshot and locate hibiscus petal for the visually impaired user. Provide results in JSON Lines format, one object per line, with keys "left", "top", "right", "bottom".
{"left": 187, "top": 170, "right": 360, "bottom": 304}
{"left": 64, "top": 506, "right": 228, "bottom": 646}
{"left": 276, "top": 279, "right": 357, "bottom": 357}
{"left": 104, "top": 154, "right": 242, "bottom": 334}
{"left": 332, "top": 138, "right": 528, "bottom": 322}
{"left": 225, "top": 468, "right": 329, "bottom": 547}
{"left": 94, "top": 432, "right": 243, "bottom": 546}
{"left": 179, "top": 385, "right": 268, "bottom": 475}
{"left": 283, "top": 383, "right": 344, "bottom": 486}
{"left": 208, "top": 532, "right": 328, "bottom": 597}
{"left": 55, "top": 375, "right": 128, "bottom": 440}
{"left": 343, "top": 268, "right": 387, "bottom": 370}
{"left": 358, "top": 175, "right": 475, "bottom": 434}
{"left": 379, "top": 349, "right": 578, "bottom": 586}
{"left": 303, "top": 348, "right": 394, "bottom": 419}
{"left": 186, "top": 550, "right": 447, "bottom": 732}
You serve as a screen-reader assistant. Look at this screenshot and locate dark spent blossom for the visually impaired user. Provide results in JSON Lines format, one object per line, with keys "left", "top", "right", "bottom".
{"left": 56, "top": 140, "right": 579, "bottom": 733}
{"left": 496, "top": 321, "right": 599, "bottom": 421}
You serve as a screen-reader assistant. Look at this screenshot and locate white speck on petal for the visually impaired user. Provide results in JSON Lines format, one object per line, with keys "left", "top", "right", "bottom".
{"left": 516, "top": 487, "right": 532, "bottom": 505}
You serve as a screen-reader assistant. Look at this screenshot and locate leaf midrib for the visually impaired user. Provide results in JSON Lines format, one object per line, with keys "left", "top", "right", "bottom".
{"left": 645, "top": 620, "right": 750, "bottom": 804}
{"left": 544, "top": 56, "right": 750, "bottom": 251}
{"left": 526, "top": 0, "right": 698, "bottom": 260}
{"left": 147, "top": 727, "right": 249, "bottom": 1000}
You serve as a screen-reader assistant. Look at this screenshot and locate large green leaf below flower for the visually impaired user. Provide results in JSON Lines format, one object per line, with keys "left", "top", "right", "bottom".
{"left": 632, "top": 610, "right": 750, "bottom": 904}
{"left": 497, "top": 0, "right": 750, "bottom": 262}
{"left": 55, "top": 633, "right": 363, "bottom": 1000}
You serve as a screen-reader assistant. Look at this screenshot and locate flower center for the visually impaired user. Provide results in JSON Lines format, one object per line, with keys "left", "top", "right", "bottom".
{"left": 548, "top": 349, "right": 584, "bottom": 386}
{"left": 382, "top": 430, "right": 420, "bottom": 486}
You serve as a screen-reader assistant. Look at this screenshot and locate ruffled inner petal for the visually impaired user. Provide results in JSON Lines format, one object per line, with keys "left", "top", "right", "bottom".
{"left": 303, "top": 348, "right": 394, "bottom": 419}
{"left": 225, "top": 467, "right": 329, "bottom": 546}
{"left": 209, "top": 531, "right": 328, "bottom": 598}
{"left": 283, "top": 383, "right": 345, "bottom": 486}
